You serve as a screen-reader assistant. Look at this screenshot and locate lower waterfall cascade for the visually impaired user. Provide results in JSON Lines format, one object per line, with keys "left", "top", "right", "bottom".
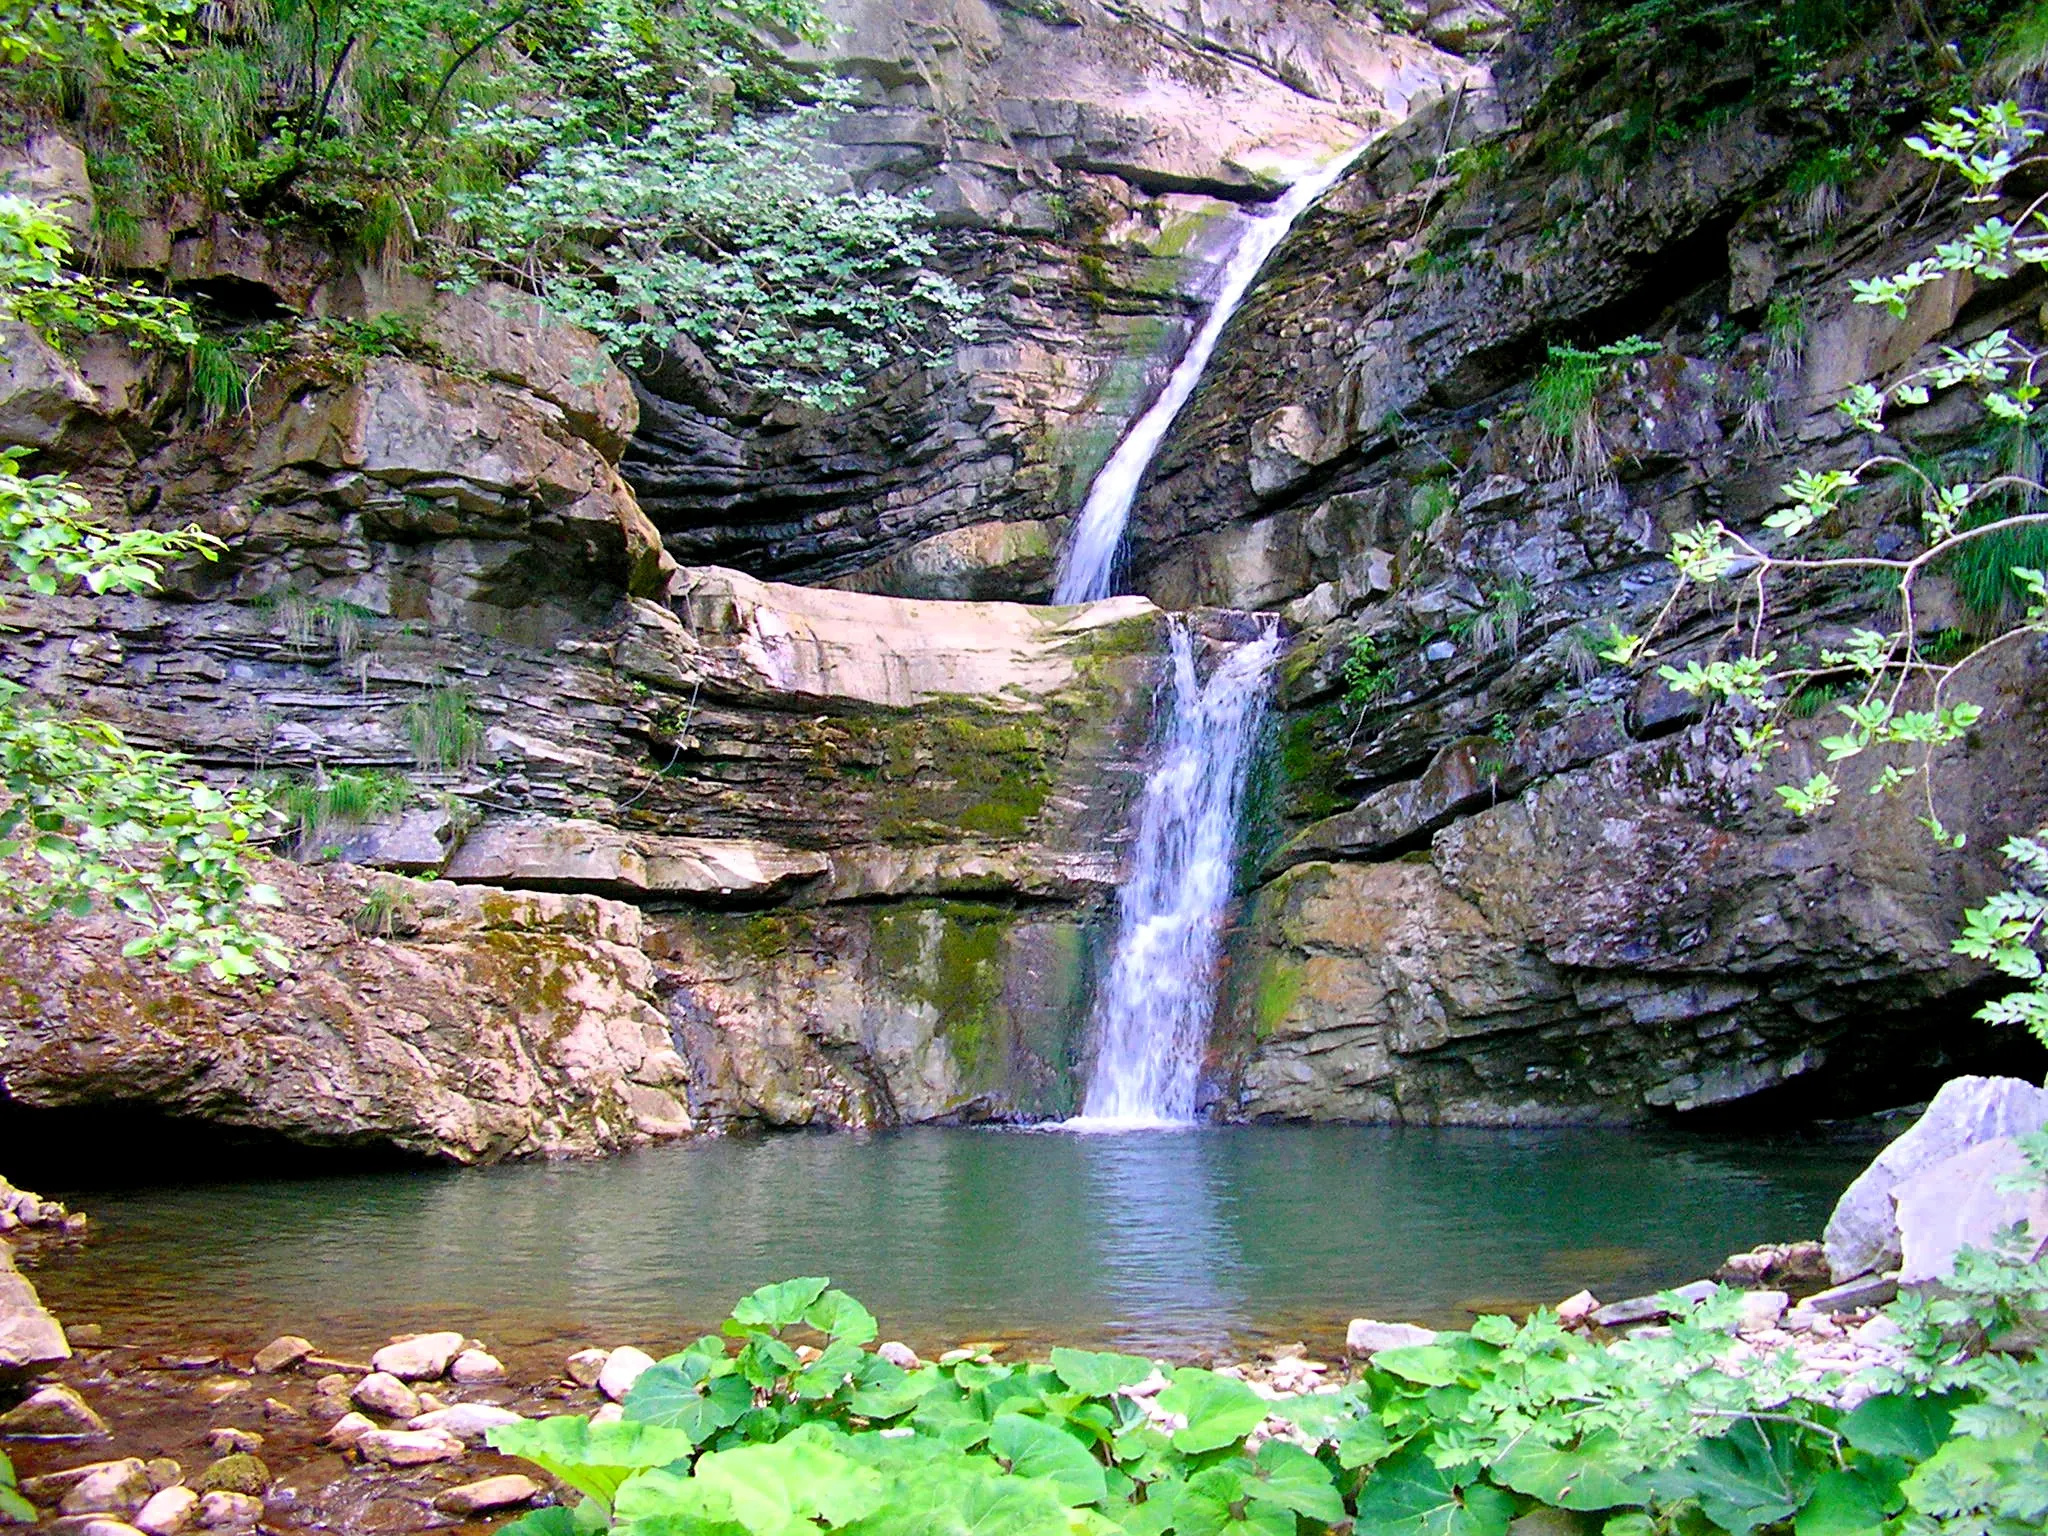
{"left": 1067, "top": 615, "right": 1286, "bottom": 1127}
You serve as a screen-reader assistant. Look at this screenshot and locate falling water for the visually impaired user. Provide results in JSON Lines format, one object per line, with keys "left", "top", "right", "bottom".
{"left": 1070, "top": 616, "right": 1286, "bottom": 1127}
{"left": 1052, "top": 140, "right": 1374, "bottom": 604}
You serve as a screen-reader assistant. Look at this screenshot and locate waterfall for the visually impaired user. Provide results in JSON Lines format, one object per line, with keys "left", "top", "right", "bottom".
{"left": 1052, "top": 140, "right": 1373, "bottom": 605}
{"left": 1069, "top": 616, "right": 1285, "bottom": 1128}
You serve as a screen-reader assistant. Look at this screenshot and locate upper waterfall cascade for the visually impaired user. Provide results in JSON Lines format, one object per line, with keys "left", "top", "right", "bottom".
{"left": 1068, "top": 616, "right": 1285, "bottom": 1128}
{"left": 1051, "top": 140, "right": 1374, "bottom": 605}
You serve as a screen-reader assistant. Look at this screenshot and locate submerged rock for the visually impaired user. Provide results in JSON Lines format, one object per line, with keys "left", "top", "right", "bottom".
{"left": 0, "top": 1243, "right": 70, "bottom": 1382}
{"left": 348, "top": 1373, "right": 420, "bottom": 1421}
{"left": 0, "top": 1382, "right": 104, "bottom": 1438}
{"left": 134, "top": 1486, "right": 198, "bottom": 1536}
{"left": 434, "top": 1475, "right": 541, "bottom": 1515}
{"left": 353, "top": 1428, "right": 462, "bottom": 1466}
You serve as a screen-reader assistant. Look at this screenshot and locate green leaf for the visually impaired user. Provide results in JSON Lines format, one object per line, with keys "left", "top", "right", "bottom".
{"left": 1049, "top": 1347, "right": 1157, "bottom": 1399}
{"left": 625, "top": 1363, "right": 753, "bottom": 1443}
{"left": 1247, "top": 1440, "right": 1344, "bottom": 1522}
{"left": 726, "top": 1277, "right": 831, "bottom": 1337}
{"left": 804, "top": 1289, "right": 879, "bottom": 1346}
{"left": 1793, "top": 1466, "right": 1895, "bottom": 1536}
{"left": 616, "top": 1425, "right": 884, "bottom": 1536}
{"left": 1492, "top": 1431, "right": 1650, "bottom": 1511}
{"left": 494, "top": 1507, "right": 585, "bottom": 1536}
{"left": 1371, "top": 1345, "right": 1464, "bottom": 1386}
{"left": 1155, "top": 1369, "right": 1268, "bottom": 1455}
{"left": 1838, "top": 1391, "right": 1962, "bottom": 1462}
{"left": 487, "top": 1416, "right": 699, "bottom": 1511}
{"left": 988, "top": 1415, "right": 1109, "bottom": 1506}
{"left": 0, "top": 1486, "right": 33, "bottom": 1525}
{"left": 1353, "top": 1445, "right": 1514, "bottom": 1536}
{"left": 1651, "top": 1418, "right": 1817, "bottom": 1536}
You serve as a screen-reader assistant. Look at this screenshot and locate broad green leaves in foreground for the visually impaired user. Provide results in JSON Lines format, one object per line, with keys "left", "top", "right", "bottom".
{"left": 493, "top": 1224, "right": 2048, "bottom": 1536}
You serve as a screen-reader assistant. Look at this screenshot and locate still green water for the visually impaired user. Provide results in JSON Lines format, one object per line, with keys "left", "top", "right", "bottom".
{"left": 32, "top": 1125, "right": 1868, "bottom": 1361}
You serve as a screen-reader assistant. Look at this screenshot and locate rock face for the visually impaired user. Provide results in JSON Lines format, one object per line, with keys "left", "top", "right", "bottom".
{"left": 622, "top": 0, "right": 1471, "bottom": 591}
{"left": 1095, "top": 6, "right": 2048, "bottom": 1123}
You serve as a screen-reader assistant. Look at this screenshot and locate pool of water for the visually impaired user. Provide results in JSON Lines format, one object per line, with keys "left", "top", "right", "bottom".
{"left": 27, "top": 1124, "right": 1869, "bottom": 1363}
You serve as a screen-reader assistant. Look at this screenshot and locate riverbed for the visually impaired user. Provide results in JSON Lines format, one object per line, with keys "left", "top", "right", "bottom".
{"left": 24, "top": 1124, "right": 1870, "bottom": 1365}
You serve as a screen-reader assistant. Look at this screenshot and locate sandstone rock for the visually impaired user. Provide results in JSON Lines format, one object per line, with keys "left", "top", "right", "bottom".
{"left": 408, "top": 1403, "right": 523, "bottom": 1441}
{"left": 1735, "top": 1291, "right": 1789, "bottom": 1334}
{"left": 134, "top": 1487, "right": 199, "bottom": 1536}
{"left": 251, "top": 1336, "right": 314, "bottom": 1374}
{"left": 1824, "top": 1077, "right": 2048, "bottom": 1282}
{"left": 193, "top": 1491, "right": 261, "bottom": 1531}
{"left": 0, "top": 1383, "right": 104, "bottom": 1438}
{"left": 349, "top": 1373, "right": 421, "bottom": 1420}
{"left": 598, "top": 1346, "right": 656, "bottom": 1402}
{"left": 0, "top": 1242, "right": 71, "bottom": 1382}
{"left": 0, "top": 132, "right": 93, "bottom": 237}
{"left": 354, "top": 1428, "right": 463, "bottom": 1466}
{"left": 1892, "top": 1136, "right": 2048, "bottom": 1287}
{"left": 58, "top": 1522, "right": 147, "bottom": 1536}
{"left": 59, "top": 1460, "right": 153, "bottom": 1516}
{"left": 322, "top": 1412, "right": 374, "bottom": 1450}
{"left": 449, "top": 1348, "right": 505, "bottom": 1383}
{"left": 1345, "top": 1319, "right": 1437, "bottom": 1356}
{"left": 1716, "top": 1242, "right": 1829, "bottom": 1291}
{"left": 189, "top": 1456, "right": 266, "bottom": 1497}
{"left": 1554, "top": 1291, "right": 1599, "bottom": 1327}
{"left": 434, "top": 1475, "right": 541, "bottom": 1515}
{"left": 1801, "top": 1274, "right": 1899, "bottom": 1314}
{"left": 0, "top": 321, "right": 97, "bottom": 450}
{"left": 370, "top": 1331, "right": 466, "bottom": 1381}
{"left": 1591, "top": 1281, "right": 1718, "bottom": 1329}
{"left": 565, "top": 1349, "right": 609, "bottom": 1386}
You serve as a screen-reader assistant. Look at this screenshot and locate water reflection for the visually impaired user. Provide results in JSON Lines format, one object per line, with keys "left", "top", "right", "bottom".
{"left": 31, "top": 1125, "right": 1866, "bottom": 1360}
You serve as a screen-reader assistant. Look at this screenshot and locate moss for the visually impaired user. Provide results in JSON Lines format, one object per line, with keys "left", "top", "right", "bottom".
{"left": 193, "top": 1455, "right": 270, "bottom": 1496}
{"left": 872, "top": 904, "right": 1014, "bottom": 1087}
{"left": 1251, "top": 955, "right": 1303, "bottom": 1041}
{"left": 1276, "top": 708, "right": 1351, "bottom": 822}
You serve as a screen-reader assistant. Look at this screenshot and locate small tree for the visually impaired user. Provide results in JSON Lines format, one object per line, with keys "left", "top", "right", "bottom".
{"left": 1600, "top": 101, "right": 2048, "bottom": 1051}
{"left": 0, "top": 194, "right": 284, "bottom": 978}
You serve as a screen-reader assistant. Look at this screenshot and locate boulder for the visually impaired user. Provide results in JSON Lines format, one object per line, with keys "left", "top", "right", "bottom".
{"left": 349, "top": 1373, "right": 421, "bottom": 1420}
{"left": 189, "top": 1455, "right": 267, "bottom": 1497}
{"left": 250, "top": 1337, "right": 314, "bottom": 1374}
{"left": 192, "top": 1491, "right": 261, "bottom": 1531}
{"left": 449, "top": 1348, "right": 505, "bottom": 1383}
{"left": 598, "top": 1345, "right": 656, "bottom": 1402}
{"left": 134, "top": 1486, "right": 199, "bottom": 1536}
{"left": 1345, "top": 1319, "right": 1437, "bottom": 1356}
{"left": 322, "top": 1412, "right": 374, "bottom": 1449}
{"left": 408, "top": 1403, "right": 523, "bottom": 1441}
{"left": 369, "top": 1331, "right": 465, "bottom": 1382}
{"left": 353, "top": 1428, "right": 463, "bottom": 1466}
{"left": 434, "top": 1475, "right": 542, "bottom": 1515}
{"left": 58, "top": 1460, "right": 153, "bottom": 1517}
{"left": 1824, "top": 1077, "right": 2048, "bottom": 1282}
{"left": 0, "top": 1383, "right": 103, "bottom": 1438}
{"left": 0, "top": 1243, "right": 70, "bottom": 1382}
{"left": 1893, "top": 1136, "right": 2048, "bottom": 1287}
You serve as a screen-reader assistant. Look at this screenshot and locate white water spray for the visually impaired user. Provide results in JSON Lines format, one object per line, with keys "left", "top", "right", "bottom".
{"left": 1052, "top": 141, "right": 1373, "bottom": 605}
{"left": 1068, "top": 616, "right": 1285, "bottom": 1128}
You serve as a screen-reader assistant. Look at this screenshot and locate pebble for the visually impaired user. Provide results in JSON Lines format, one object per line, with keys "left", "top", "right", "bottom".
{"left": 408, "top": 1404, "right": 524, "bottom": 1441}
{"left": 251, "top": 1337, "right": 314, "bottom": 1375}
{"left": 0, "top": 1383, "right": 108, "bottom": 1438}
{"left": 565, "top": 1349, "right": 609, "bottom": 1386}
{"left": 369, "top": 1332, "right": 466, "bottom": 1382}
{"left": 449, "top": 1348, "right": 505, "bottom": 1383}
{"left": 350, "top": 1373, "right": 421, "bottom": 1420}
{"left": 598, "top": 1346, "right": 656, "bottom": 1402}
{"left": 1345, "top": 1319, "right": 1439, "bottom": 1356}
{"left": 312, "top": 1373, "right": 350, "bottom": 1398}
{"left": 433, "top": 1475, "right": 542, "bottom": 1516}
{"left": 194, "top": 1491, "right": 261, "bottom": 1531}
{"left": 322, "top": 1413, "right": 375, "bottom": 1450}
{"left": 56, "top": 1522, "right": 146, "bottom": 1536}
{"left": 876, "top": 1342, "right": 920, "bottom": 1370}
{"left": 134, "top": 1487, "right": 198, "bottom": 1536}
{"left": 203, "top": 1430, "right": 262, "bottom": 1456}
{"left": 354, "top": 1428, "right": 463, "bottom": 1466}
